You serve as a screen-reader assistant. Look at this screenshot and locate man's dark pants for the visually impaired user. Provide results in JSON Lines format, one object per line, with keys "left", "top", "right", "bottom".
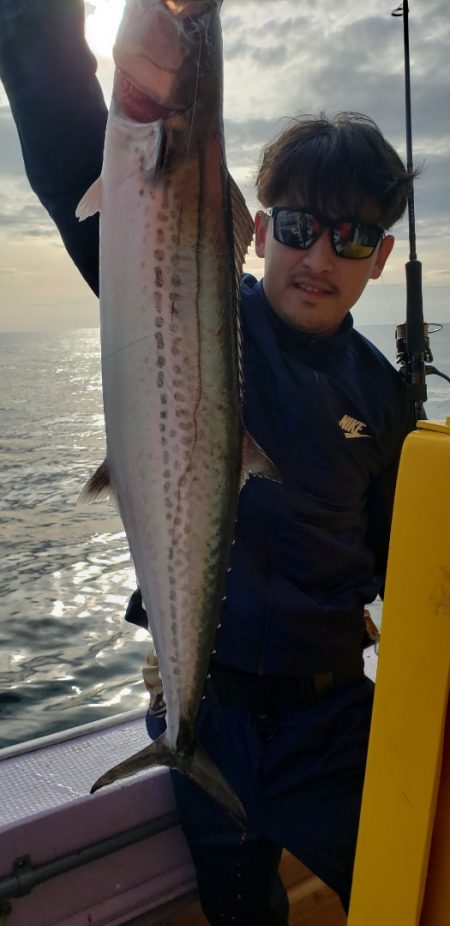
{"left": 146, "top": 674, "right": 373, "bottom": 925}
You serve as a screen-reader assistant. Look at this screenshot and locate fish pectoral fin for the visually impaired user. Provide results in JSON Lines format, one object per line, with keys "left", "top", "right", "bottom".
{"left": 240, "top": 431, "right": 281, "bottom": 488}
{"left": 76, "top": 176, "right": 102, "bottom": 221}
{"left": 90, "top": 733, "right": 247, "bottom": 828}
{"left": 78, "top": 459, "right": 115, "bottom": 505}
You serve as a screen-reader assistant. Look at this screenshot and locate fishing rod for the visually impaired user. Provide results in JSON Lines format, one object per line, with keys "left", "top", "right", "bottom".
{"left": 391, "top": 1, "right": 427, "bottom": 422}
{"left": 391, "top": 3, "right": 450, "bottom": 416}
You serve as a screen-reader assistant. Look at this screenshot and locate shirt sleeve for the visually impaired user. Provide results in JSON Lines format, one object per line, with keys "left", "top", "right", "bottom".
{"left": 0, "top": 0, "right": 108, "bottom": 296}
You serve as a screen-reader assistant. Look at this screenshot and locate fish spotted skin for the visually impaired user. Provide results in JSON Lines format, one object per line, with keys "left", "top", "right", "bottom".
{"left": 77, "top": 0, "right": 253, "bottom": 826}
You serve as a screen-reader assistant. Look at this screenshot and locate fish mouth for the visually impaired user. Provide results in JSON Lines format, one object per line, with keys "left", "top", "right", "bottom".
{"left": 113, "top": 0, "right": 221, "bottom": 120}
{"left": 117, "top": 69, "right": 176, "bottom": 123}
{"left": 163, "top": 0, "right": 221, "bottom": 14}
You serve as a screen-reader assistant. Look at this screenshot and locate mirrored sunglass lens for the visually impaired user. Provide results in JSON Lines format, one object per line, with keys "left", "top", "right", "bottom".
{"left": 333, "top": 222, "right": 381, "bottom": 259}
{"left": 337, "top": 240, "right": 376, "bottom": 259}
{"left": 275, "top": 210, "right": 317, "bottom": 249}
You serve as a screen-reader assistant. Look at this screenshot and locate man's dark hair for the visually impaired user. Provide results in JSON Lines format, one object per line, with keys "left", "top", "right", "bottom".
{"left": 256, "top": 112, "right": 416, "bottom": 229}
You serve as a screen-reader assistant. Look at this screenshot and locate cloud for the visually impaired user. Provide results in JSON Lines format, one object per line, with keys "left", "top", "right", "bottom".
{"left": 0, "top": 178, "right": 57, "bottom": 239}
{"left": 0, "top": 0, "right": 448, "bottom": 323}
{"left": 222, "top": 1, "right": 450, "bottom": 134}
{"left": 0, "top": 106, "right": 26, "bottom": 176}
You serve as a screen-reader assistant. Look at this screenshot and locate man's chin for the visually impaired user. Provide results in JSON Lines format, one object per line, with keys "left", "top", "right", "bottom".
{"left": 277, "top": 302, "right": 343, "bottom": 336}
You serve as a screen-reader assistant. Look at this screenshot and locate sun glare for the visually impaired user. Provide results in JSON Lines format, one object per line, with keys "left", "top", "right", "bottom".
{"left": 84, "top": 0, "right": 125, "bottom": 59}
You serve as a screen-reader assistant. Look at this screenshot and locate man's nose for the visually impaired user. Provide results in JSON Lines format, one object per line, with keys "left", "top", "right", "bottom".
{"left": 301, "top": 229, "right": 335, "bottom": 272}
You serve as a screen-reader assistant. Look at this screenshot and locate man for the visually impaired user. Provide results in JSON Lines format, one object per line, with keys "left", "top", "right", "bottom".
{"left": 138, "top": 116, "right": 414, "bottom": 925}
{"left": 0, "top": 2, "right": 415, "bottom": 923}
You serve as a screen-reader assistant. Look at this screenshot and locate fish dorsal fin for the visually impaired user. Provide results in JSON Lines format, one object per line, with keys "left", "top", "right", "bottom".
{"left": 76, "top": 176, "right": 102, "bottom": 221}
{"left": 229, "top": 173, "right": 254, "bottom": 293}
{"left": 228, "top": 174, "right": 254, "bottom": 404}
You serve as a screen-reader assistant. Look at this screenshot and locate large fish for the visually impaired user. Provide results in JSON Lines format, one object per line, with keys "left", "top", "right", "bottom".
{"left": 77, "top": 0, "right": 266, "bottom": 825}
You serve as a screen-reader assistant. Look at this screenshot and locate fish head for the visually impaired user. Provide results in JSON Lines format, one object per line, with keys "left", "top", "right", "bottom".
{"left": 113, "top": 0, "right": 223, "bottom": 122}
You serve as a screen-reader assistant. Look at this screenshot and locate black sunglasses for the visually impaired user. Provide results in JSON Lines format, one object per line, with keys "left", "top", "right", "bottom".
{"left": 265, "top": 207, "right": 384, "bottom": 260}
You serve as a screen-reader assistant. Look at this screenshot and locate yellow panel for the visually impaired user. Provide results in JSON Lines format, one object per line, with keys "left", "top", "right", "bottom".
{"left": 420, "top": 704, "right": 450, "bottom": 925}
{"left": 417, "top": 417, "right": 450, "bottom": 435}
{"left": 348, "top": 425, "right": 450, "bottom": 926}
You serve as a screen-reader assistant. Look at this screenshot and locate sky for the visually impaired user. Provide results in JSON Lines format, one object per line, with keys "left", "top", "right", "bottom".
{"left": 0, "top": 0, "right": 449, "bottom": 332}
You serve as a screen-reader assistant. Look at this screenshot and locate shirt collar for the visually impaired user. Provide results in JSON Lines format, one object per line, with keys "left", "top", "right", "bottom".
{"left": 256, "top": 279, "right": 353, "bottom": 365}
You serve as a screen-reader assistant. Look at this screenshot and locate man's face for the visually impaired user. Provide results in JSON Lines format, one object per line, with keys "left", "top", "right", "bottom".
{"left": 255, "top": 203, "right": 394, "bottom": 336}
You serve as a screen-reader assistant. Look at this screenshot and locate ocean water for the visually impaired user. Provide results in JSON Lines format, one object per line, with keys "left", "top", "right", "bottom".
{"left": 0, "top": 329, "right": 148, "bottom": 749}
{"left": 1, "top": 324, "right": 449, "bottom": 749}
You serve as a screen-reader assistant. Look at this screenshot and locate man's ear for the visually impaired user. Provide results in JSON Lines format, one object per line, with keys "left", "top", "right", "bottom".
{"left": 254, "top": 210, "right": 269, "bottom": 258}
{"left": 371, "top": 234, "right": 395, "bottom": 279}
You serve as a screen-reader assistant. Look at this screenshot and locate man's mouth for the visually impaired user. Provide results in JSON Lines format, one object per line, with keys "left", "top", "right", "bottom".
{"left": 293, "top": 279, "right": 335, "bottom": 296}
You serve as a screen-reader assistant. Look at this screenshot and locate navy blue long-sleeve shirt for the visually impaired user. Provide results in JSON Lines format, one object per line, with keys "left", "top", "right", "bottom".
{"left": 219, "top": 276, "right": 412, "bottom": 673}
{"left": 0, "top": 0, "right": 414, "bottom": 676}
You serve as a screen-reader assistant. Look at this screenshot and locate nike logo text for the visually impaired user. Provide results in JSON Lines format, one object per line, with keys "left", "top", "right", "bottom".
{"left": 338, "top": 415, "right": 371, "bottom": 439}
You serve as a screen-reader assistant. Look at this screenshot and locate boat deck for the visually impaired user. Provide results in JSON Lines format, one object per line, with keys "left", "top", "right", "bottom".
{"left": 0, "top": 710, "right": 197, "bottom": 926}
{"left": 0, "top": 649, "right": 377, "bottom": 924}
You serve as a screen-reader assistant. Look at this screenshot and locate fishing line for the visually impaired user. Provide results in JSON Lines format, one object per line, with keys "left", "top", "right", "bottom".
{"left": 380, "top": 273, "right": 402, "bottom": 329}
{"left": 185, "top": 20, "right": 203, "bottom": 158}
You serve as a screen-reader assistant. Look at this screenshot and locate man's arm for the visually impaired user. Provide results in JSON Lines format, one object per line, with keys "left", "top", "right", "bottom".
{"left": 364, "top": 460, "right": 400, "bottom": 592}
{"left": 365, "top": 399, "right": 416, "bottom": 595}
{"left": 0, "top": 0, "right": 108, "bottom": 295}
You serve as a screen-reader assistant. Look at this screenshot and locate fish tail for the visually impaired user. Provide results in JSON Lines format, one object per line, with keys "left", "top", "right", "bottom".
{"left": 90, "top": 733, "right": 246, "bottom": 828}
{"left": 180, "top": 740, "right": 246, "bottom": 828}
